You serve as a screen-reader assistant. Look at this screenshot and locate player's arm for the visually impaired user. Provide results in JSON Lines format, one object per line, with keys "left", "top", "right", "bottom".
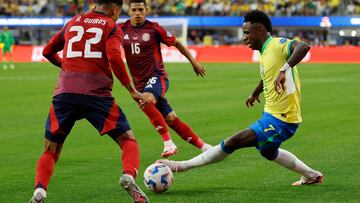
{"left": 246, "top": 80, "right": 263, "bottom": 108}
{"left": 42, "top": 27, "right": 66, "bottom": 68}
{"left": 173, "top": 39, "right": 206, "bottom": 77}
{"left": 274, "top": 40, "right": 310, "bottom": 94}
{"left": 106, "top": 29, "right": 148, "bottom": 106}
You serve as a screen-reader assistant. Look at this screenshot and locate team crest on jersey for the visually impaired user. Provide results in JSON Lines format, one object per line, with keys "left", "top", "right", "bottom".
{"left": 124, "top": 34, "right": 129, "bottom": 40}
{"left": 142, "top": 33, "right": 150, "bottom": 41}
{"left": 280, "top": 38, "right": 287, "bottom": 44}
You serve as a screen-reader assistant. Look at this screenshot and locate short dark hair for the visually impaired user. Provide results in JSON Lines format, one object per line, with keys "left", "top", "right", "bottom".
{"left": 129, "top": 0, "right": 147, "bottom": 6}
{"left": 244, "top": 10, "right": 272, "bottom": 32}
{"left": 97, "top": 0, "right": 123, "bottom": 7}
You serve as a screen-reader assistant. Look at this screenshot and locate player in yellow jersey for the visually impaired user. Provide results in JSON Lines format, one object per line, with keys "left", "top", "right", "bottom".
{"left": 158, "top": 10, "right": 323, "bottom": 186}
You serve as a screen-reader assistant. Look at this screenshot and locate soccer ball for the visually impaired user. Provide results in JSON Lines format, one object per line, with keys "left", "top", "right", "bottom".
{"left": 143, "top": 163, "right": 173, "bottom": 193}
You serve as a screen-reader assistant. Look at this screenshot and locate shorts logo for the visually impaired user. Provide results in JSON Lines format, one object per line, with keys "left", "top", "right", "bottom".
{"left": 264, "top": 124, "right": 275, "bottom": 132}
{"left": 142, "top": 33, "right": 150, "bottom": 41}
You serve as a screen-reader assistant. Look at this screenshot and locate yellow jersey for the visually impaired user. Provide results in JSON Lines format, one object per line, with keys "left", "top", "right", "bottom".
{"left": 259, "top": 36, "right": 302, "bottom": 123}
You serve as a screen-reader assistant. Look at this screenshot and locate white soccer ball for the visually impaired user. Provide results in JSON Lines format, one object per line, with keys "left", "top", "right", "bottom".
{"left": 143, "top": 162, "right": 173, "bottom": 193}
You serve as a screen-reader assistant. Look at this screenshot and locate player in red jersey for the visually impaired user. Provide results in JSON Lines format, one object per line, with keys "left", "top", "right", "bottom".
{"left": 119, "top": 0, "right": 212, "bottom": 157}
{"left": 29, "top": 1, "right": 149, "bottom": 203}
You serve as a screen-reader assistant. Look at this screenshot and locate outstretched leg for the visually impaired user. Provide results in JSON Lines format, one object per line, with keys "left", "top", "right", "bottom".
{"left": 158, "top": 128, "right": 257, "bottom": 172}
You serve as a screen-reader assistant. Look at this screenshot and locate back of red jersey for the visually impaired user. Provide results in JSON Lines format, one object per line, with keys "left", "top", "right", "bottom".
{"left": 119, "top": 20, "right": 176, "bottom": 91}
{"left": 48, "top": 11, "right": 122, "bottom": 97}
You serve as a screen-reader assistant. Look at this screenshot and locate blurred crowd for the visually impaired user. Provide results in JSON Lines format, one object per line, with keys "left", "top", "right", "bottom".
{"left": 1, "top": 0, "right": 360, "bottom": 17}
{"left": 1, "top": 0, "right": 359, "bottom": 46}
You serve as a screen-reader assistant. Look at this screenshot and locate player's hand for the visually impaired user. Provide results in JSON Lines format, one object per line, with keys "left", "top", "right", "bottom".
{"left": 192, "top": 62, "right": 206, "bottom": 77}
{"left": 246, "top": 94, "right": 260, "bottom": 108}
{"left": 130, "top": 90, "right": 148, "bottom": 108}
{"left": 274, "top": 71, "right": 286, "bottom": 94}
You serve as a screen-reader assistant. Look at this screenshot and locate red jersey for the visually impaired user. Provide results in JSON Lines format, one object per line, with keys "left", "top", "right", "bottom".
{"left": 119, "top": 20, "right": 176, "bottom": 91}
{"left": 43, "top": 11, "right": 131, "bottom": 97}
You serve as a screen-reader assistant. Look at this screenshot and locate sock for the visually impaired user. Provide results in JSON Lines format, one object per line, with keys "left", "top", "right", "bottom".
{"left": 273, "top": 148, "right": 316, "bottom": 178}
{"left": 142, "top": 102, "right": 171, "bottom": 141}
{"left": 34, "top": 151, "right": 58, "bottom": 190}
{"left": 168, "top": 117, "right": 205, "bottom": 149}
{"left": 121, "top": 138, "right": 140, "bottom": 179}
{"left": 180, "top": 144, "right": 230, "bottom": 171}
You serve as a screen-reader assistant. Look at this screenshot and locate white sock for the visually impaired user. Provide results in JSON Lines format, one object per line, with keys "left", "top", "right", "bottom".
{"left": 164, "top": 140, "right": 175, "bottom": 146}
{"left": 273, "top": 148, "right": 317, "bottom": 179}
{"left": 180, "top": 144, "right": 230, "bottom": 170}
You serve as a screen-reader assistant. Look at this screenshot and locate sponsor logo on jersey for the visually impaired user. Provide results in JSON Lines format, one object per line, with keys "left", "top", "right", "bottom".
{"left": 124, "top": 34, "right": 129, "bottom": 40}
{"left": 142, "top": 33, "right": 150, "bottom": 41}
{"left": 166, "top": 31, "right": 173, "bottom": 37}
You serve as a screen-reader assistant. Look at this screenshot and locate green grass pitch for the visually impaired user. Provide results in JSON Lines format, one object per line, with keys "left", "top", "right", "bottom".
{"left": 0, "top": 62, "right": 359, "bottom": 202}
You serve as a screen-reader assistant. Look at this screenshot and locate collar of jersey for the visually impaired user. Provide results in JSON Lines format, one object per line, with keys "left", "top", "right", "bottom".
{"left": 260, "top": 36, "right": 273, "bottom": 55}
{"left": 130, "top": 20, "right": 147, "bottom": 28}
{"left": 93, "top": 10, "right": 107, "bottom": 16}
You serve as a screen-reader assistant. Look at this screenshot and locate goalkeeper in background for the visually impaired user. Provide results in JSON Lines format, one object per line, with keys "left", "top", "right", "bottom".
{"left": 0, "top": 26, "right": 15, "bottom": 70}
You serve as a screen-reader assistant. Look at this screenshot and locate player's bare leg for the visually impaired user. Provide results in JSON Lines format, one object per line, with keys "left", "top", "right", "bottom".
{"left": 9, "top": 51, "right": 14, "bottom": 69}
{"left": 29, "top": 139, "right": 63, "bottom": 203}
{"left": 142, "top": 92, "right": 177, "bottom": 157}
{"left": 166, "top": 111, "right": 212, "bottom": 152}
{"left": 112, "top": 130, "right": 150, "bottom": 203}
{"left": 2, "top": 54, "right": 7, "bottom": 70}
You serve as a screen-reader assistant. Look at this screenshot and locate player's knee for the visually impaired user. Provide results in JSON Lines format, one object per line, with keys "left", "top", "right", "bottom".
{"left": 260, "top": 148, "right": 279, "bottom": 161}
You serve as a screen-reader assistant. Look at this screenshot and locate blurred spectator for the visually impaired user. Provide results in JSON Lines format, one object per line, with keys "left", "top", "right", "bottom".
{"left": 203, "top": 32, "right": 213, "bottom": 46}
{"left": 1, "top": 0, "right": 360, "bottom": 17}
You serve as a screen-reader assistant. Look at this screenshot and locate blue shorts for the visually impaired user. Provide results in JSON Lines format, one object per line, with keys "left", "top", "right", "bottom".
{"left": 143, "top": 74, "right": 173, "bottom": 117}
{"left": 249, "top": 112, "right": 299, "bottom": 151}
{"left": 45, "top": 93, "right": 131, "bottom": 144}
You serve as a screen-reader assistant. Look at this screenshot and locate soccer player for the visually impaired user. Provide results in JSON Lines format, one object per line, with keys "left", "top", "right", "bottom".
{"left": 119, "top": 0, "right": 211, "bottom": 157}
{"left": 0, "top": 26, "right": 15, "bottom": 70}
{"left": 158, "top": 10, "right": 324, "bottom": 186}
{"left": 29, "top": 1, "right": 150, "bottom": 203}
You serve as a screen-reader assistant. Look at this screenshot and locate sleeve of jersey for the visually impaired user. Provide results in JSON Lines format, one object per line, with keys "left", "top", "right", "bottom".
{"left": 154, "top": 23, "right": 176, "bottom": 46}
{"left": 106, "top": 29, "right": 131, "bottom": 86}
{"left": 42, "top": 28, "right": 65, "bottom": 68}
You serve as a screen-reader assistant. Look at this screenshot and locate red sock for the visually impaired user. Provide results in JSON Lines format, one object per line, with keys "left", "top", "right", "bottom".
{"left": 168, "top": 117, "right": 205, "bottom": 149}
{"left": 121, "top": 138, "right": 140, "bottom": 178}
{"left": 34, "top": 151, "right": 58, "bottom": 190}
{"left": 142, "top": 102, "right": 171, "bottom": 141}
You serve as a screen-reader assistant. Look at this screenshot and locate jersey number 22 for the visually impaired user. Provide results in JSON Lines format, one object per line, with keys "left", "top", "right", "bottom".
{"left": 66, "top": 26, "right": 103, "bottom": 58}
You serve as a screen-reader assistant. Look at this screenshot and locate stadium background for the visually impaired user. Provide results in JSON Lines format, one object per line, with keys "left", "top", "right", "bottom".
{"left": 1, "top": 0, "right": 360, "bottom": 203}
